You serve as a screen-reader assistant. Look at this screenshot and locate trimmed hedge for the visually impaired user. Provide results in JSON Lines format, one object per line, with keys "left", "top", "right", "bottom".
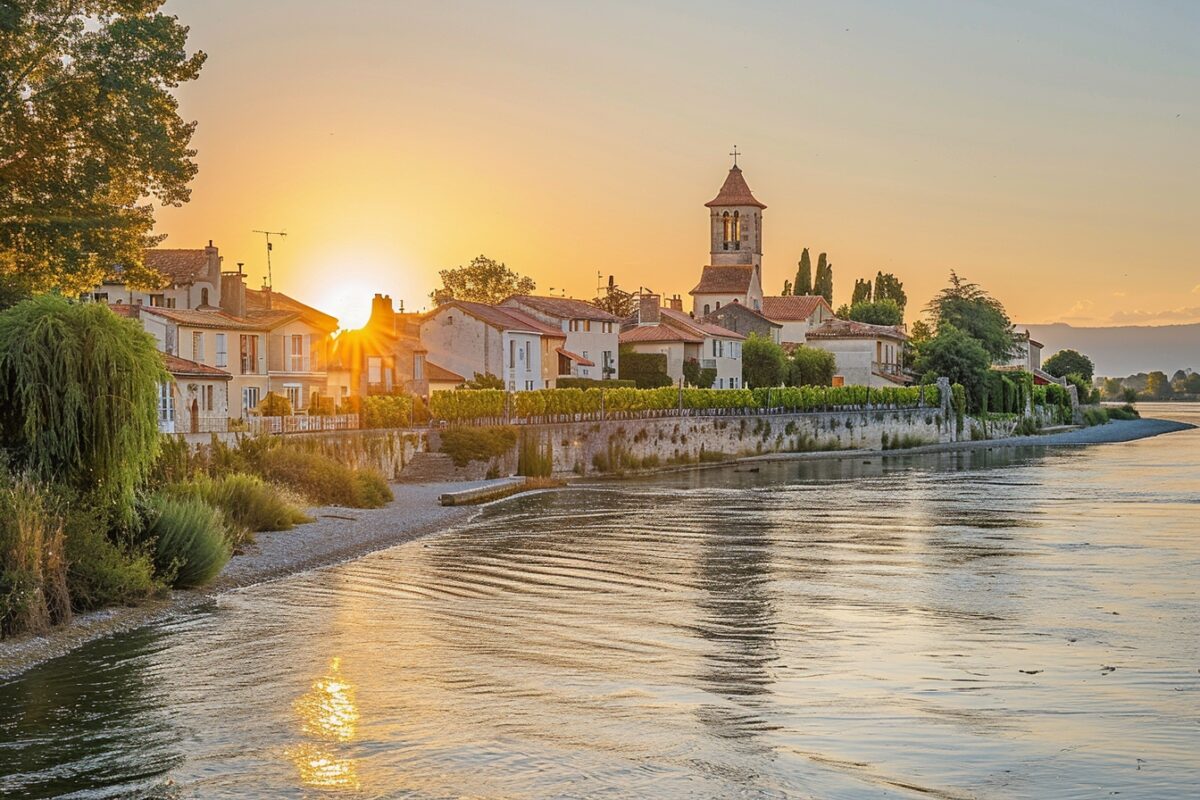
{"left": 361, "top": 395, "right": 413, "bottom": 428}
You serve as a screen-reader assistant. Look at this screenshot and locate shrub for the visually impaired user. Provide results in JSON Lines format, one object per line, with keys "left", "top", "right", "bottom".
{"left": 351, "top": 470, "right": 393, "bottom": 508}
{"left": 361, "top": 395, "right": 413, "bottom": 428}
{"left": 258, "top": 391, "right": 292, "bottom": 417}
{"left": 438, "top": 426, "right": 518, "bottom": 467}
{"left": 618, "top": 350, "right": 672, "bottom": 388}
{"left": 257, "top": 447, "right": 391, "bottom": 508}
{"left": 145, "top": 495, "right": 231, "bottom": 589}
{"left": 1082, "top": 406, "right": 1109, "bottom": 427}
{"left": 1013, "top": 416, "right": 1041, "bottom": 436}
{"left": 788, "top": 346, "right": 836, "bottom": 386}
{"left": 0, "top": 475, "right": 71, "bottom": 637}
{"left": 63, "top": 505, "right": 158, "bottom": 610}
{"left": 170, "top": 473, "right": 310, "bottom": 536}
{"left": 1107, "top": 404, "right": 1140, "bottom": 420}
{"left": 309, "top": 392, "right": 336, "bottom": 416}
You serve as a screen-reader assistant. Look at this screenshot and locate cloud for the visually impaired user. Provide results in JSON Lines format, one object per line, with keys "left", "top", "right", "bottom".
{"left": 1059, "top": 299, "right": 1096, "bottom": 322}
{"left": 1108, "top": 306, "right": 1200, "bottom": 324}
{"left": 1111, "top": 291, "right": 1127, "bottom": 298}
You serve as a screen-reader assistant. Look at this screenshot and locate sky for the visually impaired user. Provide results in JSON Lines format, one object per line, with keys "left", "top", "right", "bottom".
{"left": 156, "top": 0, "right": 1199, "bottom": 330}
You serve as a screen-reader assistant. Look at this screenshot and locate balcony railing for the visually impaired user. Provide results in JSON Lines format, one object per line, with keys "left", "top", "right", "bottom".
{"left": 701, "top": 359, "right": 717, "bottom": 370}
{"left": 872, "top": 361, "right": 905, "bottom": 376}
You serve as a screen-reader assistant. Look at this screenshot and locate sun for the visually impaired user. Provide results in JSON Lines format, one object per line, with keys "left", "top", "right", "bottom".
{"left": 322, "top": 283, "right": 374, "bottom": 331}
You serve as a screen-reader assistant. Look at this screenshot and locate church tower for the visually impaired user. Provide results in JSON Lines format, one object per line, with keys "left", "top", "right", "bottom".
{"left": 690, "top": 150, "right": 766, "bottom": 315}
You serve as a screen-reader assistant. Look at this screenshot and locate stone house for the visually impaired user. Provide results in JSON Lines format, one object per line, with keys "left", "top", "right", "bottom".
{"left": 760, "top": 295, "right": 836, "bottom": 345}
{"left": 419, "top": 300, "right": 568, "bottom": 392}
{"left": 158, "top": 353, "right": 232, "bottom": 434}
{"left": 620, "top": 294, "right": 746, "bottom": 388}
{"left": 994, "top": 330, "right": 1064, "bottom": 386}
{"left": 500, "top": 295, "right": 621, "bottom": 380}
{"left": 90, "top": 241, "right": 224, "bottom": 310}
{"left": 804, "top": 318, "right": 910, "bottom": 388}
{"left": 690, "top": 163, "right": 766, "bottom": 315}
{"left": 700, "top": 302, "right": 782, "bottom": 344}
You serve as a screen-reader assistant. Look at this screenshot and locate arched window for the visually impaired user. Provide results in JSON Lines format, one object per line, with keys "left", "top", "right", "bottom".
{"left": 703, "top": 304, "right": 711, "bottom": 316}
{"left": 721, "top": 212, "right": 731, "bottom": 250}
{"left": 200, "top": 288, "right": 209, "bottom": 306}
{"left": 733, "top": 211, "right": 741, "bottom": 250}
{"left": 715, "top": 301, "right": 721, "bottom": 310}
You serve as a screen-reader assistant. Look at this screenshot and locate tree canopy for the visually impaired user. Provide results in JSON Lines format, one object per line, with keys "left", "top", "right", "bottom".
{"left": 792, "top": 249, "right": 812, "bottom": 296}
{"left": 1043, "top": 349, "right": 1095, "bottom": 383}
{"left": 925, "top": 272, "right": 1016, "bottom": 362}
{"left": 912, "top": 323, "right": 992, "bottom": 410}
{"left": 432, "top": 255, "right": 535, "bottom": 305}
{"left": 844, "top": 299, "right": 904, "bottom": 327}
{"left": 741, "top": 333, "right": 786, "bottom": 388}
{"left": 873, "top": 272, "right": 907, "bottom": 311}
{"left": 1, "top": 2, "right": 206, "bottom": 298}
{"left": 788, "top": 346, "right": 836, "bottom": 386}
{"left": 591, "top": 277, "right": 635, "bottom": 317}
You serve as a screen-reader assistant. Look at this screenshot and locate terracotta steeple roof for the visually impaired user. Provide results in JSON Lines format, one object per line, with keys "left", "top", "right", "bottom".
{"left": 705, "top": 165, "right": 766, "bottom": 209}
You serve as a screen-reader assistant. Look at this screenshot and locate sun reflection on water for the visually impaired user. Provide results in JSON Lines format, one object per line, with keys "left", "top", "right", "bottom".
{"left": 287, "top": 656, "right": 361, "bottom": 790}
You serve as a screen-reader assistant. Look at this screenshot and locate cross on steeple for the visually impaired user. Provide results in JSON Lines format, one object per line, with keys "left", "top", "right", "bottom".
{"left": 729, "top": 145, "right": 741, "bottom": 167}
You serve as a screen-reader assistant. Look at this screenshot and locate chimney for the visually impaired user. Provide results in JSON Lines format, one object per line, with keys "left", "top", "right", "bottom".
{"left": 368, "top": 293, "right": 394, "bottom": 331}
{"left": 220, "top": 269, "right": 247, "bottom": 317}
{"left": 261, "top": 277, "right": 272, "bottom": 310}
{"left": 637, "top": 293, "right": 661, "bottom": 326}
{"left": 668, "top": 294, "right": 683, "bottom": 312}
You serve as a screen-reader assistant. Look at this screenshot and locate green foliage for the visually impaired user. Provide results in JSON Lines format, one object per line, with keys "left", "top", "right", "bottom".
{"left": 1106, "top": 404, "right": 1140, "bottom": 420}
{"left": 851, "top": 278, "right": 873, "bottom": 305}
{"left": 0, "top": 1, "right": 206, "bottom": 296}
{"left": 846, "top": 299, "right": 904, "bottom": 326}
{"left": 1064, "top": 373, "right": 1095, "bottom": 404}
{"left": 794, "top": 249, "right": 812, "bottom": 296}
{"left": 682, "top": 359, "right": 716, "bottom": 388}
{"left": 555, "top": 377, "right": 636, "bottom": 389}
{"left": 741, "top": 333, "right": 786, "bottom": 388}
{"left": 257, "top": 391, "right": 292, "bottom": 417}
{"left": 781, "top": 279, "right": 793, "bottom": 295}
{"left": 0, "top": 297, "right": 166, "bottom": 520}
{"left": 881, "top": 432, "right": 930, "bottom": 450}
{"left": 925, "top": 272, "right": 1016, "bottom": 361}
{"left": 465, "top": 372, "right": 504, "bottom": 389}
{"left": 256, "top": 448, "right": 392, "bottom": 508}
{"left": 788, "top": 346, "right": 836, "bottom": 386}
{"left": 1043, "top": 349, "right": 1095, "bottom": 383}
{"left": 813, "top": 252, "right": 834, "bottom": 304}
{"left": 951, "top": 384, "right": 967, "bottom": 434}
{"left": 913, "top": 324, "right": 992, "bottom": 412}
{"left": 430, "top": 388, "right": 506, "bottom": 422}
{"left": 1145, "top": 371, "right": 1170, "bottom": 399}
{"left": 873, "top": 272, "right": 907, "bottom": 311}
{"left": 438, "top": 426, "right": 518, "bottom": 467}
{"left": 62, "top": 504, "right": 157, "bottom": 611}
{"left": 361, "top": 395, "right": 413, "bottom": 428}
{"left": 590, "top": 279, "right": 636, "bottom": 318}
{"left": 309, "top": 393, "right": 335, "bottom": 416}
{"left": 0, "top": 474, "right": 70, "bottom": 637}
{"left": 432, "top": 255, "right": 535, "bottom": 305}
{"left": 145, "top": 495, "right": 231, "bottom": 589}
{"left": 168, "top": 473, "right": 310, "bottom": 536}
{"left": 619, "top": 350, "right": 672, "bottom": 388}
{"left": 1082, "top": 406, "right": 1109, "bottom": 427}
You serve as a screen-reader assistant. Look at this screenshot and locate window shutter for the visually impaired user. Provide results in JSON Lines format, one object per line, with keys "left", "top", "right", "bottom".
{"left": 303, "top": 334, "right": 311, "bottom": 373}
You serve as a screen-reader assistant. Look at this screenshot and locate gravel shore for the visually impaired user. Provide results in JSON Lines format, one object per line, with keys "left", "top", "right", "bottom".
{"left": 0, "top": 479, "right": 513, "bottom": 678}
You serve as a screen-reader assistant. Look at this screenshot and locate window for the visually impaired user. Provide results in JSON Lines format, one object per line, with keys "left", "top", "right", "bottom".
{"left": 703, "top": 304, "right": 711, "bottom": 316}
{"left": 150, "top": 294, "right": 165, "bottom": 307}
{"left": 94, "top": 292, "right": 109, "bottom": 303}
{"left": 712, "top": 339, "right": 717, "bottom": 357}
{"left": 509, "top": 339, "right": 516, "bottom": 368}
{"left": 290, "top": 334, "right": 304, "bottom": 372}
{"left": 200, "top": 288, "right": 209, "bottom": 306}
{"left": 158, "top": 383, "right": 175, "bottom": 424}
{"left": 284, "top": 384, "right": 302, "bottom": 411}
{"left": 413, "top": 353, "right": 425, "bottom": 380}
{"left": 242, "top": 386, "right": 260, "bottom": 413}
{"left": 215, "top": 334, "right": 227, "bottom": 368}
{"left": 733, "top": 211, "right": 741, "bottom": 250}
{"left": 524, "top": 341, "right": 531, "bottom": 368}
{"left": 166, "top": 297, "right": 176, "bottom": 309}
{"left": 722, "top": 212, "right": 731, "bottom": 250}
{"left": 525, "top": 380, "right": 534, "bottom": 391}
{"left": 584, "top": 320, "right": 591, "bottom": 332}
{"left": 367, "top": 357, "right": 382, "bottom": 385}
{"left": 718, "top": 378, "right": 725, "bottom": 389}
{"left": 199, "top": 384, "right": 214, "bottom": 412}
{"left": 446, "top": 314, "right": 454, "bottom": 325}
{"left": 192, "top": 331, "right": 204, "bottom": 361}
{"left": 602, "top": 322, "right": 612, "bottom": 334}
{"left": 240, "top": 335, "right": 259, "bottom": 374}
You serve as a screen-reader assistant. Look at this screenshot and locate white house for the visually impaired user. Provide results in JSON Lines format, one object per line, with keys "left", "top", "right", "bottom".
{"left": 419, "top": 300, "right": 568, "bottom": 391}
{"left": 619, "top": 294, "right": 745, "bottom": 388}
{"left": 760, "top": 295, "right": 836, "bottom": 345}
{"left": 500, "top": 295, "right": 621, "bottom": 380}
{"left": 804, "top": 318, "right": 910, "bottom": 388}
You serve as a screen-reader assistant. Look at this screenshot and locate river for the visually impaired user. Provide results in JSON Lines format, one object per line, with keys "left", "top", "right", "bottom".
{"left": 1, "top": 405, "right": 1197, "bottom": 799}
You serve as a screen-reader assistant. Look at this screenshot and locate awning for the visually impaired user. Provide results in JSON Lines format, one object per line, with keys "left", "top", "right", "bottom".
{"left": 556, "top": 347, "right": 595, "bottom": 367}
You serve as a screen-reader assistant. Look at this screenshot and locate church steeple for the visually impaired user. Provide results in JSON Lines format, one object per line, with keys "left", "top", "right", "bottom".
{"left": 706, "top": 156, "right": 764, "bottom": 269}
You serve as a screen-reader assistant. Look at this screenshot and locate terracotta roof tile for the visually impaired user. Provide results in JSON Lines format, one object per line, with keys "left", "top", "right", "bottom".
{"left": 806, "top": 318, "right": 908, "bottom": 342}
{"left": 143, "top": 249, "right": 212, "bottom": 285}
{"left": 660, "top": 307, "right": 745, "bottom": 340}
{"left": 619, "top": 325, "right": 704, "bottom": 344}
{"left": 140, "top": 306, "right": 275, "bottom": 331}
{"left": 556, "top": 347, "right": 595, "bottom": 367}
{"left": 760, "top": 295, "right": 834, "bottom": 321}
{"left": 162, "top": 353, "right": 232, "bottom": 379}
{"left": 503, "top": 295, "right": 620, "bottom": 322}
{"left": 432, "top": 301, "right": 565, "bottom": 337}
{"left": 690, "top": 265, "right": 755, "bottom": 295}
{"left": 425, "top": 360, "right": 465, "bottom": 383}
{"left": 245, "top": 288, "right": 339, "bottom": 330}
{"left": 705, "top": 166, "right": 766, "bottom": 209}
{"left": 701, "top": 303, "right": 781, "bottom": 328}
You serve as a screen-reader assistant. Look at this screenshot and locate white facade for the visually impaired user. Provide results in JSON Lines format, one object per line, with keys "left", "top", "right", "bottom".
{"left": 499, "top": 297, "right": 621, "bottom": 380}
{"left": 702, "top": 336, "right": 744, "bottom": 389}
{"left": 420, "top": 304, "right": 548, "bottom": 391}
{"left": 806, "top": 337, "right": 906, "bottom": 389}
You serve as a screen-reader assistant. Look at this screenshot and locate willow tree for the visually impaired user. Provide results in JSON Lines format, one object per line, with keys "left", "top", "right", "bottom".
{"left": 0, "top": 297, "right": 165, "bottom": 517}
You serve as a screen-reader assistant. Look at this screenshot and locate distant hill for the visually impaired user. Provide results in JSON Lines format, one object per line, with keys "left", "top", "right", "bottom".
{"left": 1018, "top": 323, "right": 1200, "bottom": 378}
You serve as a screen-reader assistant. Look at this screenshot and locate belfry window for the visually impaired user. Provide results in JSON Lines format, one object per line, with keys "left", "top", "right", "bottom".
{"left": 733, "top": 211, "right": 741, "bottom": 250}
{"left": 722, "top": 212, "right": 731, "bottom": 250}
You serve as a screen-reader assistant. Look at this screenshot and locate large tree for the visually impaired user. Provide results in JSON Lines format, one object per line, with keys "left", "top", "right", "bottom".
{"left": 793, "top": 248, "right": 812, "bottom": 296}
{"left": 788, "top": 346, "right": 836, "bottom": 386}
{"left": 925, "top": 272, "right": 1016, "bottom": 362}
{"left": 846, "top": 299, "right": 903, "bottom": 326}
{"left": 741, "top": 333, "right": 786, "bottom": 388}
{"left": 1043, "top": 349, "right": 1095, "bottom": 383}
{"left": 432, "top": 255, "right": 535, "bottom": 305}
{"left": 813, "top": 252, "right": 833, "bottom": 304}
{"left": 1, "top": 2, "right": 206, "bottom": 298}
{"left": 851, "top": 278, "right": 872, "bottom": 305}
{"left": 591, "top": 277, "right": 635, "bottom": 317}
{"left": 873, "top": 272, "right": 907, "bottom": 311}
{"left": 912, "top": 323, "right": 992, "bottom": 411}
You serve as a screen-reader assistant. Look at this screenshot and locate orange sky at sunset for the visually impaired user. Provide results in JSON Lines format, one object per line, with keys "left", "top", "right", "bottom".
{"left": 156, "top": 1, "right": 1198, "bottom": 331}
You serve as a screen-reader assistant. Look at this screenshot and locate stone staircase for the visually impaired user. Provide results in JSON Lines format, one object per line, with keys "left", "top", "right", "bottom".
{"left": 396, "top": 452, "right": 461, "bottom": 483}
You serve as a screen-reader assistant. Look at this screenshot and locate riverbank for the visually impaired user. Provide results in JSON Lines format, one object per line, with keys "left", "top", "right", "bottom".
{"left": 0, "top": 479, "right": 526, "bottom": 679}
{"left": 3, "top": 415, "right": 1193, "bottom": 679}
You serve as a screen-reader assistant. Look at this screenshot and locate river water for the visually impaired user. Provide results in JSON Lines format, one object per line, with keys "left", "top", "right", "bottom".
{"left": 1, "top": 405, "right": 1197, "bottom": 799}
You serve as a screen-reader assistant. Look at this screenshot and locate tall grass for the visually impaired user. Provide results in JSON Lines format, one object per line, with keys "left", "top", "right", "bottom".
{"left": 257, "top": 448, "right": 392, "bottom": 508}
{"left": 146, "top": 495, "right": 232, "bottom": 588}
{"left": 0, "top": 476, "right": 71, "bottom": 638}
{"left": 169, "top": 473, "right": 311, "bottom": 538}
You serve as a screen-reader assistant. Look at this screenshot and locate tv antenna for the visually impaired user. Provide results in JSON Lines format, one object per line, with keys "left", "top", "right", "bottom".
{"left": 252, "top": 229, "right": 287, "bottom": 307}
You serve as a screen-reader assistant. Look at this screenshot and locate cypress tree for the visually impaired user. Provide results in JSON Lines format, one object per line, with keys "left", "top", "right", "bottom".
{"left": 794, "top": 249, "right": 812, "bottom": 295}
{"left": 782, "top": 280, "right": 792, "bottom": 295}
{"left": 814, "top": 253, "right": 834, "bottom": 304}
{"left": 851, "top": 278, "right": 873, "bottom": 305}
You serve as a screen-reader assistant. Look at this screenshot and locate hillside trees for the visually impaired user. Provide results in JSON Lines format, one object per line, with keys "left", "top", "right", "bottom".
{"left": 0, "top": 2, "right": 206, "bottom": 298}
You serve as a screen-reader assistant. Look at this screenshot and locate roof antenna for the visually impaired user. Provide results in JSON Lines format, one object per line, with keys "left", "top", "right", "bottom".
{"left": 252, "top": 229, "right": 287, "bottom": 308}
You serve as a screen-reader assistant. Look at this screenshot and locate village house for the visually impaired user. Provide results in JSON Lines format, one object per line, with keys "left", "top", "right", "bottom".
{"left": 760, "top": 295, "right": 836, "bottom": 344}
{"left": 500, "top": 295, "right": 620, "bottom": 380}
{"left": 88, "top": 242, "right": 224, "bottom": 310}
{"left": 803, "top": 318, "right": 910, "bottom": 388}
{"left": 157, "top": 353, "right": 233, "bottom": 434}
{"left": 620, "top": 294, "right": 745, "bottom": 388}
{"left": 993, "top": 329, "right": 1064, "bottom": 386}
{"left": 419, "top": 300, "right": 569, "bottom": 391}
{"left": 690, "top": 161, "right": 766, "bottom": 316}
{"left": 243, "top": 285, "right": 338, "bottom": 411}
{"left": 700, "top": 301, "right": 782, "bottom": 344}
